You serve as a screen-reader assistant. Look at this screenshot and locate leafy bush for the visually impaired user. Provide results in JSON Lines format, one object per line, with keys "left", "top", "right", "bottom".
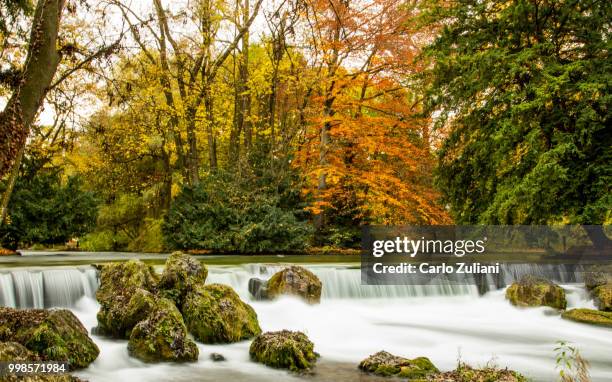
{"left": 128, "top": 218, "right": 165, "bottom": 253}
{"left": 80, "top": 230, "right": 129, "bottom": 252}
{"left": 0, "top": 172, "right": 98, "bottom": 249}
{"left": 163, "top": 173, "right": 312, "bottom": 253}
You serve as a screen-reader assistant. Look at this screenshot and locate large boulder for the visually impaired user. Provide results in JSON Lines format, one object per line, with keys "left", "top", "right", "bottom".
{"left": 505, "top": 275, "right": 566, "bottom": 309}
{"left": 358, "top": 351, "right": 438, "bottom": 379}
{"left": 158, "top": 251, "right": 208, "bottom": 306}
{"left": 0, "top": 308, "right": 99, "bottom": 369}
{"left": 259, "top": 266, "right": 322, "bottom": 304}
{"left": 182, "top": 284, "right": 261, "bottom": 343}
{"left": 95, "top": 260, "right": 158, "bottom": 338}
{"left": 128, "top": 297, "right": 198, "bottom": 363}
{"left": 562, "top": 308, "right": 612, "bottom": 328}
{"left": 592, "top": 284, "right": 612, "bottom": 311}
{"left": 249, "top": 330, "right": 318, "bottom": 371}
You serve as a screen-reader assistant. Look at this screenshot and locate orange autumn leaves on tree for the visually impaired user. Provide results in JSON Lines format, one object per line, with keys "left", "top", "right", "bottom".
{"left": 295, "top": 0, "right": 450, "bottom": 225}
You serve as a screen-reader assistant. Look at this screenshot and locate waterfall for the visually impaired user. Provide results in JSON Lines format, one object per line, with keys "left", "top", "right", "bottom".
{"left": 0, "top": 267, "right": 98, "bottom": 309}
{"left": 0, "top": 262, "right": 588, "bottom": 308}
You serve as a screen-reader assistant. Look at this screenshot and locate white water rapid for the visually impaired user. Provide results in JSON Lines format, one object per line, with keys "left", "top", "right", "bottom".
{"left": 1, "top": 264, "right": 611, "bottom": 381}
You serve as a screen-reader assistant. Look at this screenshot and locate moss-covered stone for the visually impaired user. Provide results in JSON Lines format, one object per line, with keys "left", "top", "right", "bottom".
{"left": 249, "top": 330, "right": 318, "bottom": 371}
{"left": 0, "top": 341, "right": 40, "bottom": 361}
{"left": 505, "top": 275, "right": 566, "bottom": 309}
{"left": 561, "top": 308, "right": 612, "bottom": 328}
{"left": 0, "top": 308, "right": 99, "bottom": 369}
{"left": 583, "top": 265, "right": 612, "bottom": 290}
{"left": 127, "top": 297, "right": 198, "bottom": 363}
{"left": 266, "top": 266, "right": 322, "bottom": 304}
{"left": 158, "top": 252, "right": 208, "bottom": 306}
{"left": 429, "top": 363, "right": 527, "bottom": 382}
{"left": 182, "top": 283, "right": 261, "bottom": 343}
{"left": 358, "top": 351, "right": 438, "bottom": 379}
{"left": 0, "top": 342, "right": 86, "bottom": 382}
{"left": 94, "top": 260, "right": 158, "bottom": 338}
{"left": 591, "top": 283, "right": 612, "bottom": 311}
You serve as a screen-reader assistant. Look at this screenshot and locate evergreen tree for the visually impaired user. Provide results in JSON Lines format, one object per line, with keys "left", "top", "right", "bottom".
{"left": 421, "top": 0, "right": 611, "bottom": 225}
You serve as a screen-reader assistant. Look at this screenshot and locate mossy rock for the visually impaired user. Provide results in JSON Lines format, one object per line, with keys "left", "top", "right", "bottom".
{"left": 95, "top": 260, "right": 158, "bottom": 338}
{"left": 358, "top": 351, "right": 438, "bottom": 379}
{"left": 505, "top": 275, "right": 566, "bottom": 309}
{"left": 561, "top": 308, "right": 612, "bottom": 328}
{"left": 591, "top": 283, "right": 612, "bottom": 311}
{"left": 182, "top": 283, "right": 261, "bottom": 343}
{"left": 0, "top": 308, "right": 99, "bottom": 369}
{"left": 158, "top": 252, "right": 208, "bottom": 306}
{"left": 0, "top": 342, "right": 85, "bottom": 382}
{"left": 266, "top": 266, "right": 322, "bottom": 304}
{"left": 429, "top": 362, "right": 527, "bottom": 382}
{"left": 0, "top": 341, "right": 40, "bottom": 361}
{"left": 127, "top": 297, "right": 198, "bottom": 362}
{"left": 249, "top": 330, "right": 318, "bottom": 371}
{"left": 95, "top": 288, "right": 157, "bottom": 338}
{"left": 583, "top": 265, "right": 612, "bottom": 290}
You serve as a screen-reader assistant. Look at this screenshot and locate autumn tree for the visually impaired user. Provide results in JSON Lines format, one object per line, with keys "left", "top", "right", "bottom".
{"left": 295, "top": 0, "right": 449, "bottom": 242}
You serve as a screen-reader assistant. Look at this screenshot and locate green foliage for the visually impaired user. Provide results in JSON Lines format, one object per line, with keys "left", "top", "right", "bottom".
{"left": 163, "top": 171, "right": 312, "bottom": 253}
{"left": 82, "top": 194, "right": 162, "bottom": 252}
{"left": 420, "top": 0, "right": 612, "bottom": 224}
{"left": 554, "top": 341, "right": 590, "bottom": 382}
{"left": 80, "top": 230, "right": 129, "bottom": 252}
{"left": 128, "top": 218, "right": 165, "bottom": 253}
{"left": 0, "top": 171, "right": 98, "bottom": 249}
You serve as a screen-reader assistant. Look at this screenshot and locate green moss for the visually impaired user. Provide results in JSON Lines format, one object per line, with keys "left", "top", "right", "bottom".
{"left": 359, "top": 351, "right": 438, "bottom": 380}
{"left": 267, "top": 266, "right": 322, "bottom": 304}
{"left": 127, "top": 297, "right": 198, "bottom": 362}
{"left": 0, "top": 341, "right": 39, "bottom": 361}
{"left": 562, "top": 308, "right": 612, "bottom": 327}
{"left": 95, "top": 260, "right": 158, "bottom": 338}
{"left": 182, "top": 283, "right": 260, "bottom": 343}
{"left": 249, "top": 330, "right": 318, "bottom": 371}
{"left": 592, "top": 284, "right": 612, "bottom": 311}
{"left": 158, "top": 251, "right": 208, "bottom": 306}
{"left": 0, "top": 308, "right": 99, "bottom": 370}
{"left": 505, "top": 275, "right": 566, "bottom": 309}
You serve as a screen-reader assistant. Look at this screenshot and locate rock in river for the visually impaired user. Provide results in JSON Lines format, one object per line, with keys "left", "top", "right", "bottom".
{"left": 249, "top": 266, "right": 322, "bottom": 304}
{"left": 0, "top": 307, "right": 99, "bottom": 369}
{"left": 505, "top": 275, "right": 566, "bottom": 309}
{"left": 127, "top": 297, "right": 198, "bottom": 362}
{"left": 182, "top": 283, "right": 261, "bottom": 343}
{"left": 561, "top": 308, "right": 612, "bottom": 328}
{"left": 358, "top": 351, "right": 438, "bottom": 379}
{"left": 94, "top": 260, "right": 159, "bottom": 338}
{"left": 158, "top": 251, "right": 208, "bottom": 307}
{"left": 249, "top": 330, "right": 318, "bottom": 371}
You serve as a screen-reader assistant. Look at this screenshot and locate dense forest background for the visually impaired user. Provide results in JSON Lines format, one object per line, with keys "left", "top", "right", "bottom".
{"left": 0, "top": 0, "right": 609, "bottom": 252}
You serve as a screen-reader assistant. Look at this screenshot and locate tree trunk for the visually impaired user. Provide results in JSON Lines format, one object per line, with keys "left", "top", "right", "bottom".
{"left": 584, "top": 226, "right": 612, "bottom": 249}
{"left": 238, "top": 0, "right": 252, "bottom": 155}
{"left": 204, "top": 85, "right": 218, "bottom": 171}
{"left": 0, "top": 0, "right": 65, "bottom": 178}
{"left": 0, "top": 145, "right": 25, "bottom": 224}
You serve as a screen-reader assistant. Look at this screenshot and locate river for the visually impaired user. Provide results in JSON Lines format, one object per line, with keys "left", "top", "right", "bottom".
{"left": 1, "top": 252, "right": 611, "bottom": 381}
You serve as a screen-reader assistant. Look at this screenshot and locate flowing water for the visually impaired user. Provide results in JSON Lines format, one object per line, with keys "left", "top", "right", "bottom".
{"left": 1, "top": 260, "right": 611, "bottom": 381}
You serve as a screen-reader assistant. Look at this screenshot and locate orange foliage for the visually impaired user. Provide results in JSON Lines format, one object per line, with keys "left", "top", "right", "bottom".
{"left": 294, "top": 0, "right": 450, "bottom": 225}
